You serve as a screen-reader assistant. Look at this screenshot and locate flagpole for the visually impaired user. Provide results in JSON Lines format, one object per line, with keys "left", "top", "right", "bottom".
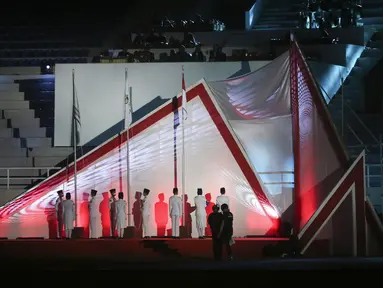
{"left": 72, "top": 69, "right": 78, "bottom": 227}
{"left": 181, "top": 65, "right": 186, "bottom": 227}
{"left": 124, "top": 68, "right": 132, "bottom": 227}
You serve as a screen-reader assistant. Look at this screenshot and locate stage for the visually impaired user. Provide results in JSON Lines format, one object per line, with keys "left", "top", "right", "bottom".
{"left": 0, "top": 237, "right": 331, "bottom": 264}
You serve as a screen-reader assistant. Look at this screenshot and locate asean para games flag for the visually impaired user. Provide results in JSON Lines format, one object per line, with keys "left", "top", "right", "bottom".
{"left": 124, "top": 69, "right": 133, "bottom": 129}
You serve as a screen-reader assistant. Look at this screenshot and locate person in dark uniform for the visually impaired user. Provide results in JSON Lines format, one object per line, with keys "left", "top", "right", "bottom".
{"left": 218, "top": 203, "right": 233, "bottom": 260}
{"left": 208, "top": 205, "right": 223, "bottom": 260}
{"left": 55, "top": 190, "right": 64, "bottom": 239}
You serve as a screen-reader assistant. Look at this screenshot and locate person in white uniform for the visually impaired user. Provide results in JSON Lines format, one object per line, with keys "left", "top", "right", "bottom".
{"left": 62, "top": 192, "right": 75, "bottom": 239}
{"left": 216, "top": 187, "right": 230, "bottom": 213}
{"left": 169, "top": 188, "right": 182, "bottom": 239}
{"left": 109, "top": 188, "right": 117, "bottom": 237}
{"left": 55, "top": 190, "right": 64, "bottom": 239}
{"left": 88, "top": 189, "right": 98, "bottom": 239}
{"left": 194, "top": 188, "right": 207, "bottom": 239}
{"left": 141, "top": 188, "right": 151, "bottom": 238}
{"left": 116, "top": 192, "right": 127, "bottom": 239}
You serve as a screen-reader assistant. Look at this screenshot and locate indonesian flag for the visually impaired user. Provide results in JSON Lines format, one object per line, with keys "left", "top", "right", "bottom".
{"left": 182, "top": 66, "right": 187, "bottom": 121}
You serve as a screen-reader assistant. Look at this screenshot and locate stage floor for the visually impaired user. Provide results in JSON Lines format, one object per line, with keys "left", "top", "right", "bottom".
{"left": 1, "top": 237, "right": 380, "bottom": 272}
{"left": 0, "top": 237, "right": 333, "bottom": 264}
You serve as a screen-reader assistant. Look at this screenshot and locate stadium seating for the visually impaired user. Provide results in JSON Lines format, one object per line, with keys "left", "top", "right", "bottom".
{"left": 0, "top": 78, "right": 72, "bottom": 204}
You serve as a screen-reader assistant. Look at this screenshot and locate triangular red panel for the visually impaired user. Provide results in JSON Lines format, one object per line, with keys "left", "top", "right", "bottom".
{"left": 290, "top": 38, "right": 349, "bottom": 231}
{"left": 298, "top": 152, "right": 366, "bottom": 256}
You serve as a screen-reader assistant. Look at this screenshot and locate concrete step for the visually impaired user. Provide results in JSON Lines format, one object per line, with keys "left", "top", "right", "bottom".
{"left": 360, "top": 17, "right": 383, "bottom": 26}
{"left": 25, "top": 137, "right": 51, "bottom": 148}
{"left": 262, "top": 11, "right": 298, "bottom": 17}
{"left": 0, "top": 188, "right": 26, "bottom": 206}
{"left": 3, "top": 109, "right": 34, "bottom": 119}
{"left": 363, "top": 1, "right": 383, "bottom": 9}
{"left": 0, "top": 83, "right": 19, "bottom": 92}
{"left": 363, "top": 9, "right": 383, "bottom": 18}
{"left": 356, "top": 57, "right": 380, "bottom": 70}
{"left": 258, "top": 19, "right": 298, "bottom": 25}
{"left": 360, "top": 47, "right": 383, "bottom": 58}
{"left": 0, "top": 128, "right": 12, "bottom": 138}
{"left": 10, "top": 117, "right": 40, "bottom": 128}
{"left": 29, "top": 147, "right": 73, "bottom": 157}
{"left": 0, "top": 168, "right": 40, "bottom": 177}
{"left": 0, "top": 101, "right": 29, "bottom": 110}
{"left": 0, "top": 92, "right": 24, "bottom": 101}
{"left": 0, "top": 148, "right": 26, "bottom": 157}
{"left": 0, "top": 138, "right": 20, "bottom": 148}
{"left": 348, "top": 66, "right": 366, "bottom": 77}
{"left": 18, "top": 127, "right": 46, "bottom": 138}
{"left": 34, "top": 156, "right": 66, "bottom": 167}
{"left": 0, "top": 119, "right": 8, "bottom": 128}
{"left": 0, "top": 179, "right": 32, "bottom": 188}
{"left": 368, "top": 39, "right": 383, "bottom": 49}
{"left": 0, "top": 157, "right": 32, "bottom": 167}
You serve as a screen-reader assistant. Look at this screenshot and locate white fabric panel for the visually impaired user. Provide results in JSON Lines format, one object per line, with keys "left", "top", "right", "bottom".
{"left": 206, "top": 51, "right": 293, "bottom": 215}
{"left": 0, "top": 95, "right": 274, "bottom": 238}
{"left": 207, "top": 52, "right": 291, "bottom": 120}
{"left": 230, "top": 115, "right": 294, "bottom": 214}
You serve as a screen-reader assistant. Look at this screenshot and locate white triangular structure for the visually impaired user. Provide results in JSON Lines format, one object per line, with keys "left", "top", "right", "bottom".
{"left": 0, "top": 70, "right": 292, "bottom": 238}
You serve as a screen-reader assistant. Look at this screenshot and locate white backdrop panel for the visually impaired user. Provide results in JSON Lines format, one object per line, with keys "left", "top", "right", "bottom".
{"left": 54, "top": 61, "right": 270, "bottom": 146}
{"left": 1, "top": 94, "right": 274, "bottom": 238}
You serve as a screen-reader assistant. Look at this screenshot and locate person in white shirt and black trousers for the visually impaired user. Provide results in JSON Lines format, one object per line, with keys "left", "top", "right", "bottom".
{"left": 216, "top": 187, "right": 229, "bottom": 213}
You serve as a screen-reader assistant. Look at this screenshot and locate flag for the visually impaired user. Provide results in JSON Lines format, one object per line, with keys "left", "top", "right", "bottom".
{"left": 182, "top": 66, "right": 187, "bottom": 121}
{"left": 172, "top": 96, "right": 180, "bottom": 129}
{"left": 71, "top": 70, "right": 81, "bottom": 146}
{"left": 172, "top": 96, "right": 179, "bottom": 188}
{"left": 124, "top": 69, "right": 133, "bottom": 129}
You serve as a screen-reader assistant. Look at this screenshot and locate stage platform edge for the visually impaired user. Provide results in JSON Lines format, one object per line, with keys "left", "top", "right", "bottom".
{"left": 0, "top": 237, "right": 330, "bottom": 261}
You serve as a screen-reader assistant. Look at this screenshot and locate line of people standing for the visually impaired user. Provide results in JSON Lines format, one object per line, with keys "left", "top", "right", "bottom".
{"left": 55, "top": 186, "right": 231, "bottom": 240}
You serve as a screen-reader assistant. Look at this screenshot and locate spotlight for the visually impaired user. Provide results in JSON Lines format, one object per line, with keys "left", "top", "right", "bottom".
{"left": 41, "top": 63, "right": 53, "bottom": 75}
